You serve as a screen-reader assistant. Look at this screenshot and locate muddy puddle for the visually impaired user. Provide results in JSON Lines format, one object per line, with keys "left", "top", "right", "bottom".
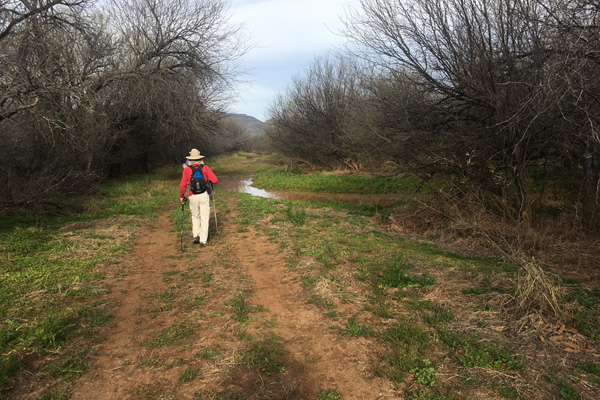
{"left": 217, "top": 175, "right": 280, "bottom": 199}
{"left": 218, "top": 175, "right": 403, "bottom": 207}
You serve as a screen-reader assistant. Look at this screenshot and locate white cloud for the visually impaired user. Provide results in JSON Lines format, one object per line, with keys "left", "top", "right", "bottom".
{"left": 228, "top": 0, "right": 356, "bottom": 121}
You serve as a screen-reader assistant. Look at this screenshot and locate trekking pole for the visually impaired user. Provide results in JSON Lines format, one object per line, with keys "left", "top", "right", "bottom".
{"left": 180, "top": 198, "right": 187, "bottom": 252}
{"left": 210, "top": 182, "right": 218, "bottom": 235}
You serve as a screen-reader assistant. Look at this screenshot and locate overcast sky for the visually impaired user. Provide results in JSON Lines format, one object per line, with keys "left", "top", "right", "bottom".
{"left": 228, "top": 0, "right": 358, "bottom": 121}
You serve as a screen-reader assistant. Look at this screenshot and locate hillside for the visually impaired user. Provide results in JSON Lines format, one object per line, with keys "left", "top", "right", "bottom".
{"left": 230, "top": 113, "right": 264, "bottom": 135}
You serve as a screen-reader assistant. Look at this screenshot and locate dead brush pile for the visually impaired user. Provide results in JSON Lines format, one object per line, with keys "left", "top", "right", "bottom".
{"left": 506, "top": 259, "right": 572, "bottom": 335}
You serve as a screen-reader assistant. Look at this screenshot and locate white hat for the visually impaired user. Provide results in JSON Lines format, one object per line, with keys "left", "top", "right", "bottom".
{"left": 186, "top": 148, "right": 205, "bottom": 162}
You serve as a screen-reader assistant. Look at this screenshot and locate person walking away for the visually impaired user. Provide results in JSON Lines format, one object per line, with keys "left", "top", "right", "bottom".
{"left": 179, "top": 149, "right": 218, "bottom": 246}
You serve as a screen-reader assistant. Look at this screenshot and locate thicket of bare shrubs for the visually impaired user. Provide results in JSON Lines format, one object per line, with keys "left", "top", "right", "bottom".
{"left": 267, "top": 1, "right": 600, "bottom": 328}
{"left": 0, "top": 0, "right": 247, "bottom": 210}
{"left": 268, "top": 0, "right": 600, "bottom": 233}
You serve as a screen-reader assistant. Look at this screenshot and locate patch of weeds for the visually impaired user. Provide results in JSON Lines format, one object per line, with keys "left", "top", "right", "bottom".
{"left": 180, "top": 295, "right": 205, "bottom": 311}
{"left": 138, "top": 354, "right": 168, "bottom": 369}
{"left": 236, "top": 329, "right": 254, "bottom": 342}
{"left": 575, "top": 363, "right": 600, "bottom": 375}
{"left": 242, "top": 333, "right": 286, "bottom": 376}
{"left": 285, "top": 203, "right": 307, "bottom": 226}
{"left": 227, "top": 292, "right": 251, "bottom": 323}
{"left": 311, "top": 242, "right": 342, "bottom": 271}
{"left": 26, "top": 311, "right": 79, "bottom": 349}
{"left": 564, "top": 284, "right": 600, "bottom": 340}
{"left": 149, "top": 304, "right": 171, "bottom": 318}
{"left": 435, "top": 327, "right": 470, "bottom": 349}
{"left": 545, "top": 375, "right": 581, "bottom": 400}
{"left": 163, "top": 270, "right": 179, "bottom": 283}
{"left": 0, "top": 353, "right": 26, "bottom": 390}
{"left": 575, "top": 362, "right": 600, "bottom": 387}
{"left": 340, "top": 315, "right": 372, "bottom": 337}
{"left": 410, "top": 301, "right": 454, "bottom": 325}
{"left": 376, "top": 257, "right": 435, "bottom": 289}
{"left": 152, "top": 285, "right": 178, "bottom": 302}
{"left": 199, "top": 346, "right": 222, "bottom": 359}
{"left": 178, "top": 366, "right": 198, "bottom": 383}
{"left": 377, "top": 318, "right": 430, "bottom": 383}
{"left": 459, "top": 370, "right": 478, "bottom": 385}
{"left": 498, "top": 386, "right": 520, "bottom": 399}
{"left": 42, "top": 350, "right": 91, "bottom": 381}
{"left": 236, "top": 194, "right": 279, "bottom": 226}
{"left": 308, "top": 296, "right": 336, "bottom": 310}
{"left": 80, "top": 307, "right": 112, "bottom": 328}
{"left": 200, "top": 272, "right": 213, "bottom": 285}
{"left": 408, "top": 389, "right": 454, "bottom": 400}
{"left": 412, "top": 359, "right": 438, "bottom": 387}
{"left": 145, "top": 323, "right": 195, "bottom": 348}
{"left": 301, "top": 275, "right": 320, "bottom": 289}
{"left": 437, "top": 327, "right": 522, "bottom": 370}
{"left": 373, "top": 303, "right": 395, "bottom": 319}
{"left": 317, "top": 389, "right": 341, "bottom": 400}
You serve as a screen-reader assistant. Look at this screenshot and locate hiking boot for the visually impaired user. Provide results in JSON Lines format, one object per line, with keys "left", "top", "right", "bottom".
{"left": 199, "top": 242, "right": 207, "bottom": 247}
{"left": 193, "top": 237, "right": 200, "bottom": 244}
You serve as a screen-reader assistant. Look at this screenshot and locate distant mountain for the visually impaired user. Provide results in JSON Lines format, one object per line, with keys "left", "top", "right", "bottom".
{"left": 229, "top": 113, "right": 264, "bottom": 135}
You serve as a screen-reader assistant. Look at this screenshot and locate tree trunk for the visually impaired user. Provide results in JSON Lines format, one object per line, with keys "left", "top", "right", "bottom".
{"left": 512, "top": 144, "right": 532, "bottom": 222}
{"left": 581, "top": 152, "right": 600, "bottom": 230}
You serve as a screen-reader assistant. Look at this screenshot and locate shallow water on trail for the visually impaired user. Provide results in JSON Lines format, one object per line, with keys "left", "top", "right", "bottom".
{"left": 217, "top": 175, "right": 281, "bottom": 199}
{"left": 218, "top": 174, "right": 403, "bottom": 207}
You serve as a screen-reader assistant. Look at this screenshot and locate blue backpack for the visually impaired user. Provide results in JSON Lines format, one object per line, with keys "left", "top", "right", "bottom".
{"left": 189, "top": 164, "right": 207, "bottom": 194}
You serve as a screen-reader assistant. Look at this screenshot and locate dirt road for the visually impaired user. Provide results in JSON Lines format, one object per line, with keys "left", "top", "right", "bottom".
{"left": 68, "top": 196, "right": 396, "bottom": 399}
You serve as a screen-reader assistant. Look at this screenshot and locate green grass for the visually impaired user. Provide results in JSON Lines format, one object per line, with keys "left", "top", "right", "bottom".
{"left": 340, "top": 315, "right": 372, "bottom": 337}
{"left": 241, "top": 333, "right": 286, "bottom": 376}
{"left": 0, "top": 167, "right": 177, "bottom": 391}
{"left": 408, "top": 300, "right": 454, "bottom": 326}
{"left": 377, "top": 318, "right": 431, "bottom": 383}
{"left": 436, "top": 327, "right": 522, "bottom": 371}
{"left": 252, "top": 171, "right": 420, "bottom": 194}
{"left": 545, "top": 376, "right": 581, "bottom": 400}
{"left": 317, "top": 390, "right": 341, "bottom": 400}
{"left": 227, "top": 292, "right": 251, "bottom": 323}
{"left": 412, "top": 359, "right": 438, "bottom": 387}
{"left": 564, "top": 283, "right": 600, "bottom": 340}
{"left": 236, "top": 194, "right": 280, "bottom": 226}
{"left": 178, "top": 366, "right": 198, "bottom": 383}
{"left": 199, "top": 346, "right": 222, "bottom": 359}
{"left": 41, "top": 350, "right": 91, "bottom": 381}
{"left": 209, "top": 152, "right": 286, "bottom": 175}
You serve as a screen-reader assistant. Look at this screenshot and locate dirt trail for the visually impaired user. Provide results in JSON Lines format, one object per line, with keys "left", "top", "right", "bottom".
{"left": 68, "top": 196, "right": 395, "bottom": 399}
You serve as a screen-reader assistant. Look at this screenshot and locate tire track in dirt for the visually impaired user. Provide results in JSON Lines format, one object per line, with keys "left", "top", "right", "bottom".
{"left": 70, "top": 213, "right": 183, "bottom": 400}
{"left": 220, "top": 199, "right": 394, "bottom": 399}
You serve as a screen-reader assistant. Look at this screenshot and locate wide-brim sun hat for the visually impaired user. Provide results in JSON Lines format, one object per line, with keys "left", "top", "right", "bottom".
{"left": 186, "top": 148, "right": 205, "bottom": 161}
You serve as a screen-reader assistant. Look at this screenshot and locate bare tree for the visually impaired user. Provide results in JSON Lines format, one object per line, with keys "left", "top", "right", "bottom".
{"left": 537, "top": 0, "right": 600, "bottom": 228}
{"left": 0, "top": 0, "right": 93, "bottom": 122}
{"left": 344, "top": 0, "right": 561, "bottom": 219}
{"left": 0, "top": 0, "right": 247, "bottom": 208}
{"left": 268, "top": 56, "right": 365, "bottom": 168}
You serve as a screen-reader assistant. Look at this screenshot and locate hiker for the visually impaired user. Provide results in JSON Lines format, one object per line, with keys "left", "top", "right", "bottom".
{"left": 179, "top": 149, "right": 218, "bottom": 246}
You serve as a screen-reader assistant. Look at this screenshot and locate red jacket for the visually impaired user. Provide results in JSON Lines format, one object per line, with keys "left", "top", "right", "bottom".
{"left": 180, "top": 164, "right": 218, "bottom": 198}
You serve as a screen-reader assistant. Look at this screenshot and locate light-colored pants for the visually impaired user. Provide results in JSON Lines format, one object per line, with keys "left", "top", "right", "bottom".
{"left": 189, "top": 192, "right": 210, "bottom": 243}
